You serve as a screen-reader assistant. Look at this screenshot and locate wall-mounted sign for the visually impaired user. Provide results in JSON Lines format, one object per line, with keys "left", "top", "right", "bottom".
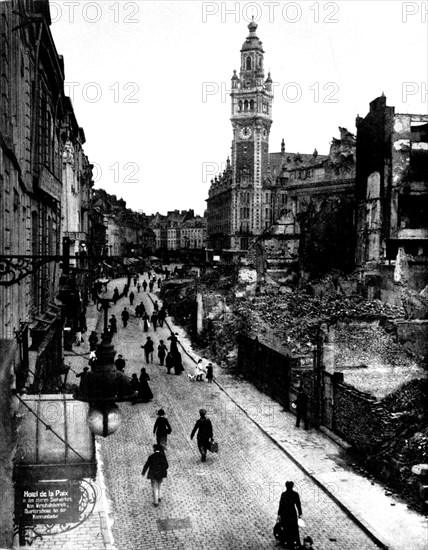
{"left": 39, "top": 167, "right": 62, "bottom": 202}
{"left": 15, "top": 481, "right": 80, "bottom": 525}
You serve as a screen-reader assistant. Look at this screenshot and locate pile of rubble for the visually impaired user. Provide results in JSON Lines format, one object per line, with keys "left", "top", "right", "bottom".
{"left": 242, "top": 287, "right": 405, "bottom": 354}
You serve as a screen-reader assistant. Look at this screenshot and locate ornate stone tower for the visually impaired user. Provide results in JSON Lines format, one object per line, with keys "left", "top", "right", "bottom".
{"left": 230, "top": 18, "right": 273, "bottom": 251}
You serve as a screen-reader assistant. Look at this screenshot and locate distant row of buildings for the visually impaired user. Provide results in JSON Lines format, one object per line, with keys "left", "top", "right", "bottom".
{"left": 205, "top": 20, "right": 428, "bottom": 302}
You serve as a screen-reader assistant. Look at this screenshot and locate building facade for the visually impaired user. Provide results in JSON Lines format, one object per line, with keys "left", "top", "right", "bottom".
{"left": 355, "top": 95, "right": 428, "bottom": 299}
{"left": 0, "top": 1, "right": 71, "bottom": 545}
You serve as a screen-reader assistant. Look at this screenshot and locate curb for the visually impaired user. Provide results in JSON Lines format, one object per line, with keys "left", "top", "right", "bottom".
{"left": 214, "top": 378, "right": 389, "bottom": 550}
{"left": 149, "top": 284, "right": 388, "bottom": 548}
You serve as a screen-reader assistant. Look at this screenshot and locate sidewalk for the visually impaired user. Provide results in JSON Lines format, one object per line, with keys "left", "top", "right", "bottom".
{"left": 167, "top": 309, "right": 428, "bottom": 550}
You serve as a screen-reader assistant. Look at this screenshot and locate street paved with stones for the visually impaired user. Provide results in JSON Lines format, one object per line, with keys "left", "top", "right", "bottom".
{"left": 98, "top": 278, "right": 380, "bottom": 550}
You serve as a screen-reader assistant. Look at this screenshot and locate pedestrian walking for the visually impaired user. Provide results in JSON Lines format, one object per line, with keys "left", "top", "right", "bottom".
{"left": 129, "top": 291, "right": 135, "bottom": 305}
{"left": 112, "top": 287, "right": 120, "bottom": 304}
{"left": 109, "top": 315, "right": 117, "bottom": 334}
{"left": 143, "top": 313, "right": 149, "bottom": 332}
{"left": 139, "top": 368, "right": 153, "bottom": 402}
{"left": 149, "top": 280, "right": 154, "bottom": 292}
{"left": 195, "top": 359, "right": 205, "bottom": 381}
{"left": 153, "top": 300, "right": 159, "bottom": 312}
{"left": 153, "top": 409, "right": 172, "bottom": 449}
{"left": 158, "top": 307, "right": 166, "bottom": 327}
{"left": 115, "top": 354, "right": 126, "bottom": 372}
{"left": 88, "top": 331, "right": 98, "bottom": 351}
{"left": 142, "top": 280, "right": 148, "bottom": 292}
{"left": 190, "top": 409, "right": 213, "bottom": 462}
{"left": 141, "top": 444, "right": 168, "bottom": 507}
{"left": 142, "top": 336, "right": 154, "bottom": 364}
{"left": 206, "top": 362, "right": 214, "bottom": 383}
{"left": 168, "top": 332, "right": 179, "bottom": 355}
{"left": 151, "top": 311, "right": 158, "bottom": 331}
{"left": 137, "top": 282, "right": 141, "bottom": 293}
{"left": 157, "top": 340, "right": 168, "bottom": 366}
{"left": 121, "top": 307, "right": 130, "bottom": 328}
{"left": 130, "top": 373, "right": 140, "bottom": 403}
{"left": 173, "top": 350, "right": 184, "bottom": 375}
{"left": 295, "top": 387, "right": 309, "bottom": 430}
{"left": 276, "top": 481, "right": 302, "bottom": 549}
{"left": 165, "top": 352, "right": 174, "bottom": 374}
{"left": 123, "top": 283, "right": 129, "bottom": 297}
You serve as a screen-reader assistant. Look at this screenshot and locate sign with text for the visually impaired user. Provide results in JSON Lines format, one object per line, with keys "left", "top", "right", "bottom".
{"left": 38, "top": 167, "right": 62, "bottom": 202}
{"left": 15, "top": 481, "right": 80, "bottom": 525}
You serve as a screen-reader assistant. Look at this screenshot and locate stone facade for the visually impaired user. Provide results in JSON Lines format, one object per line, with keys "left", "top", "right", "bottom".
{"left": 150, "top": 209, "right": 207, "bottom": 253}
{"left": 0, "top": 1, "right": 68, "bottom": 546}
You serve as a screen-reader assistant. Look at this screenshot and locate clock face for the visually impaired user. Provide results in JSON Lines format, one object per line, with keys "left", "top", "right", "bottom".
{"left": 239, "top": 126, "right": 252, "bottom": 140}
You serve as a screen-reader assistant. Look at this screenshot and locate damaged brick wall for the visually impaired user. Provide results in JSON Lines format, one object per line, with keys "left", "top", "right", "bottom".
{"left": 299, "top": 196, "right": 355, "bottom": 276}
{"left": 334, "top": 383, "right": 381, "bottom": 448}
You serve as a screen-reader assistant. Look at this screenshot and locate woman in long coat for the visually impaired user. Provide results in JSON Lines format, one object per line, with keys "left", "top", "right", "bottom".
{"left": 277, "top": 481, "right": 302, "bottom": 549}
{"left": 139, "top": 368, "right": 153, "bottom": 402}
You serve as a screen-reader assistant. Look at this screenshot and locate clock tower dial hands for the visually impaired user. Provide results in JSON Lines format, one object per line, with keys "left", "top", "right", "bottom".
{"left": 239, "top": 126, "right": 252, "bottom": 140}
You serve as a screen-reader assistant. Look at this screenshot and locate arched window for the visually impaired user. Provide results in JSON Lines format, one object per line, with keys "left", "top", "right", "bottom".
{"left": 244, "top": 100, "right": 249, "bottom": 111}
{"left": 246, "top": 56, "right": 252, "bottom": 70}
{"left": 250, "top": 100, "right": 254, "bottom": 111}
{"left": 238, "top": 100, "right": 243, "bottom": 112}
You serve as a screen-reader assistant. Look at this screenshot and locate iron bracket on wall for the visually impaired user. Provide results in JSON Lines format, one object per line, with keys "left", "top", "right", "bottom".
{"left": 0, "top": 255, "right": 135, "bottom": 287}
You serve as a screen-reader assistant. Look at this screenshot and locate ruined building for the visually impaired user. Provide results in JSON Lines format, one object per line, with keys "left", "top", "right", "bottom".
{"left": 355, "top": 94, "right": 428, "bottom": 301}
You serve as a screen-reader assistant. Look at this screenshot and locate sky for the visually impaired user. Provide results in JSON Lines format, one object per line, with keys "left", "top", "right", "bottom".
{"left": 50, "top": 0, "right": 428, "bottom": 216}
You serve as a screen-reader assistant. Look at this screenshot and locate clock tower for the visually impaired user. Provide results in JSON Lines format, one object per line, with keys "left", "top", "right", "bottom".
{"left": 230, "top": 18, "right": 273, "bottom": 250}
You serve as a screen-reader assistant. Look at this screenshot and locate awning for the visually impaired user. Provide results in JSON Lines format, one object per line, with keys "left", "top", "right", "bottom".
{"left": 13, "top": 395, "right": 96, "bottom": 483}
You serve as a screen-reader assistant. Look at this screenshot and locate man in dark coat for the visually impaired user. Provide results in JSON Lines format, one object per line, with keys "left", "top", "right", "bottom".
{"left": 121, "top": 307, "right": 130, "bottom": 328}
{"left": 151, "top": 311, "right": 158, "bottom": 331}
{"left": 157, "top": 340, "right": 167, "bottom": 366}
{"left": 129, "top": 291, "right": 135, "bottom": 305}
{"left": 141, "top": 444, "right": 168, "bottom": 506}
{"left": 296, "top": 387, "right": 309, "bottom": 430}
{"left": 277, "top": 481, "right": 302, "bottom": 548}
{"left": 142, "top": 337, "right": 154, "bottom": 364}
{"left": 157, "top": 307, "right": 166, "bottom": 327}
{"left": 190, "top": 409, "right": 213, "bottom": 462}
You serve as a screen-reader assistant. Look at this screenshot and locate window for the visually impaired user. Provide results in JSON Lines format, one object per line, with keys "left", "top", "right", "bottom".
{"left": 246, "top": 56, "right": 252, "bottom": 70}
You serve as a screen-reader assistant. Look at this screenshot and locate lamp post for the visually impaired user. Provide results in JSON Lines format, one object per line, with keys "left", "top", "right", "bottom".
{"left": 82, "top": 280, "right": 122, "bottom": 437}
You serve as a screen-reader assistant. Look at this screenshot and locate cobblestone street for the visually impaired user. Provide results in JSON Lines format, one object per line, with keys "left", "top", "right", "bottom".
{"left": 98, "top": 279, "right": 380, "bottom": 550}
